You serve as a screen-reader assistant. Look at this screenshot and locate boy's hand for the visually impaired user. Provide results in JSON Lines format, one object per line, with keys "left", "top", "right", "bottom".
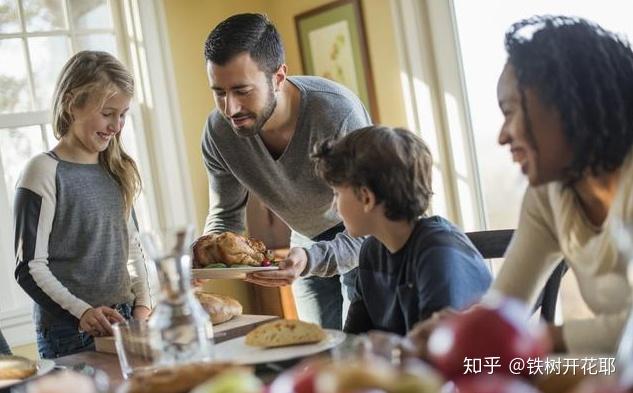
{"left": 79, "top": 306, "right": 124, "bottom": 337}
{"left": 366, "top": 330, "right": 407, "bottom": 362}
{"left": 245, "top": 247, "right": 308, "bottom": 287}
{"left": 403, "top": 308, "right": 457, "bottom": 359}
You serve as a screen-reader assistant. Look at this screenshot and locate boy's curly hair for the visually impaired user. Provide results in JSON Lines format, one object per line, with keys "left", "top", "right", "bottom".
{"left": 312, "top": 125, "right": 433, "bottom": 222}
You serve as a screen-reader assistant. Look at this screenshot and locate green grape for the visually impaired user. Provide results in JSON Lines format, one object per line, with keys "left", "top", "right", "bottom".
{"left": 206, "top": 263, "right": 228, "bottom": 268}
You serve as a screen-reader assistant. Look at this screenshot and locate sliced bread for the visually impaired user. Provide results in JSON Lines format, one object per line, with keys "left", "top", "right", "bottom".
{"left": 245, "top": 319, "right": 326, "bottom": 348}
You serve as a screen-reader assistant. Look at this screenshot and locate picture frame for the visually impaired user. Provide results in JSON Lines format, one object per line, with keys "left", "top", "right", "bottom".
{"left": 295, "top": 0, "right": 379, "bottom": 120}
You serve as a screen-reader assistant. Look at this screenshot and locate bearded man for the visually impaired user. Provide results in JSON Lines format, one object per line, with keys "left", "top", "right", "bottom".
{"left": 199, "top": 13, "right": 372, "bottom": 329}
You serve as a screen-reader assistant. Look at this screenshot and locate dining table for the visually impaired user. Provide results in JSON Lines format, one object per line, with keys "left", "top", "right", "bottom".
{"left": 48, "top": 312, "right": 350, "bottom": 393}
{"left": 54, "top": 349, "right": 314, "bottom": 389}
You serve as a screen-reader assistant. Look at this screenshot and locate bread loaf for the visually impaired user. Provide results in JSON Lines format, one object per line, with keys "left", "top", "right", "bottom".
{"left": 194, "top": 291, "right": 243, "bottom": 324}
{"left": 245, "top": 319, "right": 326, "bottom": 348}
{"left": 0, "top": 355, "right": 37, "bottom": 380}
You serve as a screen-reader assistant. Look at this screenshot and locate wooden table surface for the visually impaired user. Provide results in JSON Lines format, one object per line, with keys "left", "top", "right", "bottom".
{"left": 55, "top": 351, "right": 125, "bottom": 386}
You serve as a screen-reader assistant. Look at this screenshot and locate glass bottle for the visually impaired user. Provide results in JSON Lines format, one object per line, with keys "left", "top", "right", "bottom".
{"left": 141, "top": 226, "right": 214, "bottom": 367}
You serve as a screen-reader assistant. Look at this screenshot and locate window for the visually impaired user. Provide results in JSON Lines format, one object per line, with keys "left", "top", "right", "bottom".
{"left": 393, "top": 0, "right": 633, "bottom": 231}
{"left": 392, "top": 0, "right": 633, "bottom": 322}
{"left": 451, "top": 0, "right": 633, "bottom": 321}
{"left": 0, "top": 0, "right": 194, "bottom": 346}
{"left": 391, "top": 0, "right": 485, "bottom": 231}
{"left": 0, "top": 0, "right": 155, "bottom": 228}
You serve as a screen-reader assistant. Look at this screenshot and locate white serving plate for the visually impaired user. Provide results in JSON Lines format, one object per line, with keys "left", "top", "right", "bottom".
{"left": 192, "top": 266, "right": 279, "bottom": 279}
{"left": 213, "top": 329, "right": 346, "bottom": 365}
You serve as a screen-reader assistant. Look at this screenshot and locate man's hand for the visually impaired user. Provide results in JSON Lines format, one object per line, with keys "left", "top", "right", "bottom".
{"left": 403, "top": 308, "right": 457, "bottom": 360}
{"left": 245, "top": 247, "right": 308, "bottom": 287}
{"left": 79, "top": 306, "right": 125, "bottom": 337}
{"left": 132, "top": 305, "right": 152, "bottom": 320}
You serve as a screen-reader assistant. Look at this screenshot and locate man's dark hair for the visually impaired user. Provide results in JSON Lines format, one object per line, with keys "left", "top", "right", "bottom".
{"left": 312, "top": 126, "right": 433, "bottom": 222}
{"left": 505, "top": 15, "right": 633, "bottom": 183}
{"left": 204, "top": 13, "right": 284, "bottom": 76}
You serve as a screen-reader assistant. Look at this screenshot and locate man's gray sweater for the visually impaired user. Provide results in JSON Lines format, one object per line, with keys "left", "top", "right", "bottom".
{"left": 202, "top": 76, "right": 371, "bottom": 276}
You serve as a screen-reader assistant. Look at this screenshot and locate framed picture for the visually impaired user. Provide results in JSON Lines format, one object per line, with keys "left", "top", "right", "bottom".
{"left": 295, "top": 0, "right": 379, "bottom": 120}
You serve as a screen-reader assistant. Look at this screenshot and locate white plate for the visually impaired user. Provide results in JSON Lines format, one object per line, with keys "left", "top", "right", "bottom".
{"left": 36, "top": 359, "right": 55, "bottom": 376}
{"left": 213, "top": 329, "right": 346, "bottom": 365}
{"left": 192, "top": 266, "right": 279, "bottom": 279}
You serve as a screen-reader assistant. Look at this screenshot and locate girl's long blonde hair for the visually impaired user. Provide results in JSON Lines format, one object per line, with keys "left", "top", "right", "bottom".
{"left": 51, "top": 50, "right": 141, "bottom": 216}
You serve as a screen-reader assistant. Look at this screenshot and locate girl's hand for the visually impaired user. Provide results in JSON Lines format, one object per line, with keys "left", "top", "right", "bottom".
{"left": 133, "top": 305, "right": 152, "bottom": 320}
{"left": 79, "top": 306, "right": 124, "bottom": 337}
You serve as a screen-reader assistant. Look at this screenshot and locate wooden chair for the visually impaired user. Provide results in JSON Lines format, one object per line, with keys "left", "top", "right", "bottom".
{"left": 465, "top": 229, "right": 568, "bottom": 322}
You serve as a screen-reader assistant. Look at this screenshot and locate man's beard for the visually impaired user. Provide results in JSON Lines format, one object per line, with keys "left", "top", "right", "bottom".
{"left": 229, "top": 88, "right": 277, "bottom": 138}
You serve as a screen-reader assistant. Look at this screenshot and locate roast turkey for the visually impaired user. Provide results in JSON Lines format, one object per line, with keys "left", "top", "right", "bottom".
{"left": 192, "top": 232, "right": 274, "bottom": 268}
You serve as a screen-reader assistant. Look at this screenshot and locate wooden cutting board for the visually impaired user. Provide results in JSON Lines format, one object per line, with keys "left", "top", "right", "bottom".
{"left": 95, "top": 314, "right": 278, "bottom": 354}
{"left": 212, "top": 314, "right": 279, "bottom": 341}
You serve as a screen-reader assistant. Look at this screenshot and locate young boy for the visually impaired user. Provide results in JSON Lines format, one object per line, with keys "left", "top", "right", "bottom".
{"left": 312, "top": 125, "right": 492, "bottom": 335}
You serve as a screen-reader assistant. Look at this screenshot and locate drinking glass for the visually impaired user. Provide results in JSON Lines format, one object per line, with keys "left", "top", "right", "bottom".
{"left": 140, "top": 226, "right": 214, "bottom": 368}
{"left": 112, "top": 319, "right": 156, "bottom": 379}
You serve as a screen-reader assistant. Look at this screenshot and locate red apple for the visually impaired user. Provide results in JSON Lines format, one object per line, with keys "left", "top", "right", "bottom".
{"left": 427, "top": 296, "right": 551, "bottom": 381}
{"left": 269, "top": 358, "right": 326, "bottom": 393}
{"left": 293, "top": 361, "right": 324, "bottom": 393}
{"left": 294, "top": 369, "right": 318, "bottom": 393}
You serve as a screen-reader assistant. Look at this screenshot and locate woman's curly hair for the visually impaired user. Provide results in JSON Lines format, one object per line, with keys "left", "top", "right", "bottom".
{"left": 505, "top": 15, "right": 633, "bottom": 182}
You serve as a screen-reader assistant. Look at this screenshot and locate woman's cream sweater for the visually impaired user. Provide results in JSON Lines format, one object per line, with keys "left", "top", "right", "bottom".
{"left": 493, "top": 153, "right": 633, "bottom": 354}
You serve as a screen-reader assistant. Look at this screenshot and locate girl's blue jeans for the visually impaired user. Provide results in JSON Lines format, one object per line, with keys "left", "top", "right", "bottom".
{"left": 36, "top": 303, "right": 132, "bottom": 359}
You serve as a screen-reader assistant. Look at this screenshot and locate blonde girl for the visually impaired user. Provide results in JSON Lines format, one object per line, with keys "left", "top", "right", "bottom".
{"left": 14, "top": 51, "right": 151, "bottom": 359}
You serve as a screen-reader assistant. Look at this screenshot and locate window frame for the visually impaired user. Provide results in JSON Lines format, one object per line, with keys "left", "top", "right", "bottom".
{"left": 389, "top": 0, "right": 486, "bottom": 231}
{"left": 0, "top": 0, "right": 194, "bottom": 346}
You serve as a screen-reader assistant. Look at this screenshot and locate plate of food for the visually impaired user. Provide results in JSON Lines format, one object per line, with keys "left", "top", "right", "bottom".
{"left": 116, "top": 362, "right": 251, "bottom": 393}
{"left": 268, "top": 356, "right": 445, "bottom": 393}
{"left": 191, "top": 232, "right": 280, "bottom": 279}
{"left": 213, "top": 319, "right": 346, "bottom": 365}
{"left": 0, "top": 356, "right": 55, "bottom": 388}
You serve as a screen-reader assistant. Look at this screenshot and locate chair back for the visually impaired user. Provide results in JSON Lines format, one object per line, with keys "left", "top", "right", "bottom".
{"left": 466, "top": 229, "right": 514, "bottom": 259}
{"left": 465, "top": 229, "right": 567, "bottom": 323}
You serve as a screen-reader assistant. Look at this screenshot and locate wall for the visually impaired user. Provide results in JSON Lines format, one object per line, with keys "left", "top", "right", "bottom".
{"left": 267, "top": 0, "right": 406, "bottom": 126}
{"left": 161, "top": 0, "right": 268, "bottom": 230}
{"left": 161, "top": 0, "right": 268, "bottom": 310}
{"left": 160, "top": 0, "right": 407, "bottom": 309}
